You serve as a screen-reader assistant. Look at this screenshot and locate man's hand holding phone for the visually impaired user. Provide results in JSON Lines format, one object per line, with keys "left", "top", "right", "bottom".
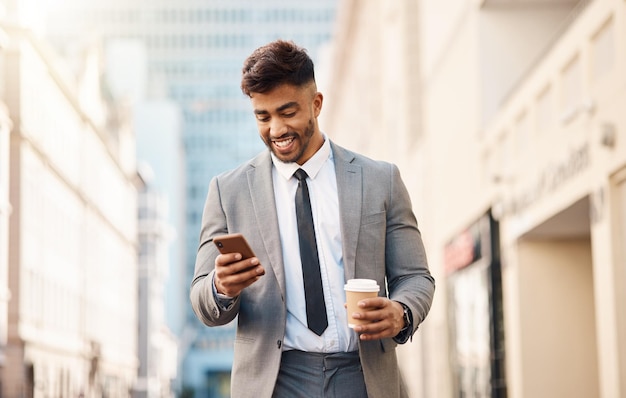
{"left": 213, "top": 234, "right": 265, "bottom": 298}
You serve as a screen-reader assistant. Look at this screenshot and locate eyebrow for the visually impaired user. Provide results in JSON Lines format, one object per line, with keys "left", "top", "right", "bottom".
{"left": 277, "top": 102, "right": 299, "bottom": 112}
{"left": 254, "top": 101, "right": 299, "bottom": 115}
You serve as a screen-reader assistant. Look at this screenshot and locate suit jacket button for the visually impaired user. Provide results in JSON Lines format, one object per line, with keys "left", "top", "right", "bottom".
{"left": 277, "top": 340, "right": 282, "bottom": 349}
{"left": 213, "top": 308, "right": 219, "bottom": 317}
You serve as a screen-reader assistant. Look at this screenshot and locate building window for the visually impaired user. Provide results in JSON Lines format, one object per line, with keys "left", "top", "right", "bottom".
{"left": 591, "top": 17, "right": 614, "bottom": 82}
{"left": 560, "top": 55, "right": 582, "bottom": 120}
{"left": 446, "top": 213, "right": 507, "bottom": 398}
{"left": 536, "top": 85, "right": 553, "bottom": 134}
{"left": 499, "top": 131, "right": 513, "bottom": 179}
{"left": 514, "top": 111, "right": 530, "bottom": 157}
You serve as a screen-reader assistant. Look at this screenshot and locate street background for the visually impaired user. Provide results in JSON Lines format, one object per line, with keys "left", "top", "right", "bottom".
{"left": 1, "top": 0, "right": 625, "bottom": 397}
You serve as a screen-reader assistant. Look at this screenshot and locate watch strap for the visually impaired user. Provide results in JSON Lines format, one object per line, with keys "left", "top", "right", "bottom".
{"left": 394, "top": 302, "right": 413, "bottom": 344}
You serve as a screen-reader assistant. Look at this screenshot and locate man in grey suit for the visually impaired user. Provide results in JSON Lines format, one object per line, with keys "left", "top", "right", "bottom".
{"left": 190, "top": 40, "right": 435, "bottom": 397}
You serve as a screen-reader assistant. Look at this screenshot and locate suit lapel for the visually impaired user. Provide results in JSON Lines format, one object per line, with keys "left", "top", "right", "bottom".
{"left": 331, "top": 142, "right": 362, "bottom": 281}
{"left": 247, "top": 153, "right": 287, "bottom": 297}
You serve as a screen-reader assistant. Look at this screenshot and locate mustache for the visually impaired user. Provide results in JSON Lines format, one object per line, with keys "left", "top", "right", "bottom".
{"left": 270, "top": 132, "right": 297, "bottom": 142}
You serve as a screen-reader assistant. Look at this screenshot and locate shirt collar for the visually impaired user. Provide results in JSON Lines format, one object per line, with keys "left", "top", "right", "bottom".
{"left": 271, "top": 134, "right": 332, "bottom": 181}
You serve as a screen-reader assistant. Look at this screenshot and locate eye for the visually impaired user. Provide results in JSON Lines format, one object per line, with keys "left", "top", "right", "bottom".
{"left": 256, "top": 115, "right": 270, "bottom": 123}
{"left": 283, "top": 112, "right": 296, "bottom": 118}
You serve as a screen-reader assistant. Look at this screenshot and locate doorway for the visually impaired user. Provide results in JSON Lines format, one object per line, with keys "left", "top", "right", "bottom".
{"left": 515, "top": 196, "right": 599, "bottom": 397}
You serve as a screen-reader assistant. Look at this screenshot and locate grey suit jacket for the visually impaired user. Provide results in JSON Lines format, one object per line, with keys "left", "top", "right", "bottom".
{"left": 190, "top": 141, "right": 435, "bottom": 398}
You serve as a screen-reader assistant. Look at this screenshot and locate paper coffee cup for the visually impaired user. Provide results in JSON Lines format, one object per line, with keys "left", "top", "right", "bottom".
{"left": 344, "top": 279, "right": 380, "bottom": 328}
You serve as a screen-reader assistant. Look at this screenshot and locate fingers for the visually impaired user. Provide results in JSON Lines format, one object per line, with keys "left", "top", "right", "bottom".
{"left": 351, "top": 298, "right": 404, "bottom": 341}
{"left": 214, "top": 253, "right": 265, "bottom": 297}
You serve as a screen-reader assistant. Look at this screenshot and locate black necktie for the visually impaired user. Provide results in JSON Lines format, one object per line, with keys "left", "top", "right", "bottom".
{"left": 294, "top": 168, "right": 328, "bottom": 336}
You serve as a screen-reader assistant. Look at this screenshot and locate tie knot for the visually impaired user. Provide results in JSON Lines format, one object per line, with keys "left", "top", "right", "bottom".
{"left": 294, "top": 168, "right": 308, "bottom": 181}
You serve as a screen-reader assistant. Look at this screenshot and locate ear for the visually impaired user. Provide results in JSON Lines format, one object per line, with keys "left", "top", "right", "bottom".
{"left": 312, "top": 91, "right": 323, "bottom": 118}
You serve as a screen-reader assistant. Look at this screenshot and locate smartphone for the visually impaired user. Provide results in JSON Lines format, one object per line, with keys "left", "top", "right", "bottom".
{"left": 212, "top": 233, "right": 256, "bottom": 260}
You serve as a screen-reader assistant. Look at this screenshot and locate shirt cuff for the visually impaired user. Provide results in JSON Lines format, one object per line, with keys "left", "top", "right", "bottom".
{"left": 212, "top": 274, "right": 237, "bottom": 311}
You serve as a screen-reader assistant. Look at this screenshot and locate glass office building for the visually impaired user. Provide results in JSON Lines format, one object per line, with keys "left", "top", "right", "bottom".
{"left": 44, "top": 1, "right": 337, "bottom": 395}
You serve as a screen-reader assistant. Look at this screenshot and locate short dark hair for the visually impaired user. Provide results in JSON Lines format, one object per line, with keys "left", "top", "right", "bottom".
{"left": 241, "top": 40, "right": 315, "bottom": 97}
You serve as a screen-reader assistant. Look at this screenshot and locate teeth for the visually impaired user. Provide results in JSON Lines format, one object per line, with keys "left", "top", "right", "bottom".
{"left": 274, "top": 137, "right": 294, "bottom": 148}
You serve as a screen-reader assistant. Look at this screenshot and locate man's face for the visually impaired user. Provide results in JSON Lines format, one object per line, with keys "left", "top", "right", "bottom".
{"left": 250, "top": 83, "right": 324, "bottom": 165}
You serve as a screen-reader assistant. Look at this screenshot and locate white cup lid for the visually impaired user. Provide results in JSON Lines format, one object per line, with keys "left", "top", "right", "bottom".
{"left": 344, "top": 278, "right": 380, "bottom": 292}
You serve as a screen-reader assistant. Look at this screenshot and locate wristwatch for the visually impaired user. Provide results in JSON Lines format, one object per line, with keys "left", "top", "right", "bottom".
{"left": 394, "top": 302, "right": 413, "bottom": 344}
{"left": 400, "top": 303, "right": 412, "bottom": 332}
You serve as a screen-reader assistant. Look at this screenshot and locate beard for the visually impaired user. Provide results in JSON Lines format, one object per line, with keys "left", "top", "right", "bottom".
{"left": 266, "top": 118, "right": 315, "bottom": 164}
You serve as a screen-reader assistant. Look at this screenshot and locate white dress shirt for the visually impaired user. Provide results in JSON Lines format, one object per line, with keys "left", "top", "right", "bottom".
{"left": 271, "top": 137, "right": 358, "bottom": 353}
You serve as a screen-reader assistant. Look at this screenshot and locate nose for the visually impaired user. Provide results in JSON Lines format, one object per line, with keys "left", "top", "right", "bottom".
{"left": 269, "top": 118, "right": 288, "bottom": 136}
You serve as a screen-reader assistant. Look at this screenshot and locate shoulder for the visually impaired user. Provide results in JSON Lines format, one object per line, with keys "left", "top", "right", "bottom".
{"left": 330, "top": 141, "right": 397, "bottom": 175}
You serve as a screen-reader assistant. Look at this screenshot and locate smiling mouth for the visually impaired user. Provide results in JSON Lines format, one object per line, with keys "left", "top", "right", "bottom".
{"left": 272, "top": 136, "right": 295, "bottom": 149}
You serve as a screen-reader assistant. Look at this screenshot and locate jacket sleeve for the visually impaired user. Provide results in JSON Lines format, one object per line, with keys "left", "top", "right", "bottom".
{"left": 189, "top": 176, "right": 241, "bottom": 326}
{"left": 385, "top": 164, "right": 435, "bottom": 338}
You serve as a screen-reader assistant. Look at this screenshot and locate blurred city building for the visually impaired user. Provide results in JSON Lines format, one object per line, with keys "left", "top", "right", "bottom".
{"left": 0, "top": 21, "right": 139, "bottom": 398}
{"left": 42, "top": 1, "right": 338, "bottom": 395}
{"left": 132, "top": 94, "right": 184, "bottom": 347}
{"left": 135, "top": 165, "right": 178, "bottom": 398}
{"left": 103, "top": 38, "right": 182, "bottom": 398}
{"left": 323, "top": 0, "right": 626, "bottom": 397}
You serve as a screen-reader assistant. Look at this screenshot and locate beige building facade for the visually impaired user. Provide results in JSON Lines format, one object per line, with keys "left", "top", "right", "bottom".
{"left": 322, "top": 0, "right": 626, "bottom": 397}
{"left": 0, "top": 25, "right": 12, "bottom": 380}
{"left": 0, "top": 25, "right": 139, "bottom": 397}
